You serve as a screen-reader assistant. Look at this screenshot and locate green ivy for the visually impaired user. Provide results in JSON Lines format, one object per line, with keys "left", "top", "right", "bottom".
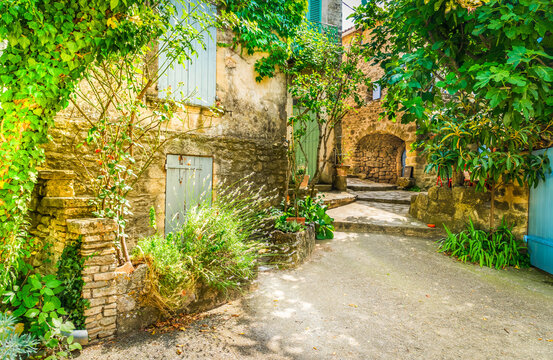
{"left": 0, "top": 0, "right": 176, "bottom": 293}
{"left": 56, "top": 237, "right": 88, "bottom": 330}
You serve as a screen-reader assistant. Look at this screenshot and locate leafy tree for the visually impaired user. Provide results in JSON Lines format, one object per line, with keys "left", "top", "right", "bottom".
{"left": 218, "top": 0, "right": 308, "bottom": 81}
{"left": 353, "top": 0, "right": 553, "bottom": 228}
{"left": 287, "top": 23, "right": 371, "bottom": 195}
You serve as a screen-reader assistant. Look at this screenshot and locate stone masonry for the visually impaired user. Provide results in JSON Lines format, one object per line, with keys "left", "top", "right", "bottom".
{"left": 67, "top": 218, "right": 119, "bottom": 342}
{"left": 29, "top": 170, "right": 94, "bottom": 273}
{"left": 353, "top": 133, "right": 405, "bottom": 184}
{"left": 409, "top": 185, "right": 529, "bottom": 238}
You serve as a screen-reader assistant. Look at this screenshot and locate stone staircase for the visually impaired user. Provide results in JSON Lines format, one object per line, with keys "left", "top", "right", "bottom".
{"left": 327, "top": 178, "right": 444, "bottom": 239}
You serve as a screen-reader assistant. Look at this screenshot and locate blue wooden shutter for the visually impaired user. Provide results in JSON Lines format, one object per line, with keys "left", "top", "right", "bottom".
{"left": 307, "top": 0, "right": 322, "bottom": 23}
{"left": 158, "top": 0, "right": 217, "bottom": 107}
{"left": 165, "top": 155, "right": 213, "bottom": 235}
{"left": 526, "top": 148, "right": 553, "bottom": 274}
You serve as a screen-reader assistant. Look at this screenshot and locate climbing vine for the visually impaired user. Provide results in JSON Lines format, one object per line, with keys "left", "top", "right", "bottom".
{"left": 218, "top": 0, "right": 308, "bottom": 80}
{"left": 0, "top": 0, "right": 184, "bottom": 293}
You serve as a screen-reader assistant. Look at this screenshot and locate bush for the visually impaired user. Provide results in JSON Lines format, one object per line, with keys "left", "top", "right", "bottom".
{"left": 438, "top": 220, "right": 530, "bottom": 269}
{"left": 275, "top": 220, "right": 304, "bottom": 233}
{"left": 133, "top": 178, "right": 271, "bottom": 314}
{"left": 0, "top": 312, "right": 39, "bottom": 360}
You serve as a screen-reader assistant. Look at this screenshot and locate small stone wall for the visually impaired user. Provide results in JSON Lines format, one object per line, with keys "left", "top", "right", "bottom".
{"left": 409, "top": 185, "right": 529, "bottom": 238}
{"left": 353, "top": 133, "right": 405, "bottom": 184}
{"left": 265, "top": 225, "right": 316, "bottom": 269}
{"left": 29, "top": 170, "right": 94, "bottom": 273}
{"left": 67, "top": 219, "right": 118, "bottom": 342}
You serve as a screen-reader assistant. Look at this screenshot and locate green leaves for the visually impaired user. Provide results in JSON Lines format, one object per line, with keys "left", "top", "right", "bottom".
{"left": 438, "top": 220, "right": 530, "bottom": 270}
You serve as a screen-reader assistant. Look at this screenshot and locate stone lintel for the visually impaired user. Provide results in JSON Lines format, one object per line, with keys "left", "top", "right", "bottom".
{"left": 67, "top": 218, "right": 117, "bottom": 235}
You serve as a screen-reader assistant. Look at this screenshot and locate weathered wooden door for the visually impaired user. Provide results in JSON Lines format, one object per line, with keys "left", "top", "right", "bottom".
{"left": 293, "top": 107, "right": 320, "bottom": 179}
{"left": 165, "top": 155, "right": 213, "bottom": 235}
{"left": 526, "top": 148, "right": 553, "bottom": 274}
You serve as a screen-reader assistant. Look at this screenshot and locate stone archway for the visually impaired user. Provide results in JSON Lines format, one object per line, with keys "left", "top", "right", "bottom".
{"left": 352, "top": 133, "right": 406, "bottom": 184}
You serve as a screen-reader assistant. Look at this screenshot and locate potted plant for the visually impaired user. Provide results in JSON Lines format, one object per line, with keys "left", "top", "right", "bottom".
{"left": 335, "top": 151, "right": 352, "bottom": 177}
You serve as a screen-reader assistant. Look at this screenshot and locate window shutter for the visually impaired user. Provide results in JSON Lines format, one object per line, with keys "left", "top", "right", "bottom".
{"left": 372, "top": 83, "right": 381, "bottom": 100}
{"left": 158, "top": 0, "right": 217, "bottom": 107}
{"left": 307, "top": 0, "right": 322, "bottom": 23}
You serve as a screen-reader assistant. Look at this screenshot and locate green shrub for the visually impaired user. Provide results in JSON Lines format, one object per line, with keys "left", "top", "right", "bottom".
{"left": 0, "top": 312, "right": 39, "bottom": 360}
{"left": 437, "top": 220, "right": 530, "bottom": 269}
{"left": 273, "top": 196, "right": 334, "bottom": 239}
{"left": 133, "top": 178, "right": 270, "bottom": 314}
{"left": 2, "top": 273, "right": 81, "bottom": 358}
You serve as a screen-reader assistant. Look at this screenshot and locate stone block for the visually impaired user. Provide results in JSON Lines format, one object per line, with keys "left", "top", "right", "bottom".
{"left": 83, "top": 281, "right": 108, "bottom": 290}
{"left": 92, "top": 287, "right": 118, "bottom": 298}
{"left": 88, "top": 298, "right": 106, "bottom": 308}
{"left": 67, "top": 218, "right": 117, "bottom": 235}
{"left": 117, "top": 294, "right": 137, "bottom": 313}
{"left": 84, "top": 306, "right": 103, "bottom": 317}
{"left": 82, "top": 266, "right": 100, "bottom": 275}
{"left": 94, "top": 272, "right": 115, "bottom": 282}
{"left": 104, "top": 308, "right": 117, "bottom": 317}
{"left": 100, "top": 316, "right": 116, "bottom": 326}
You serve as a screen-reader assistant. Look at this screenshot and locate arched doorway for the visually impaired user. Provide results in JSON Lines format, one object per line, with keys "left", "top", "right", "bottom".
{"left": 353, "top": 133, "right": 406, "bottom": 184}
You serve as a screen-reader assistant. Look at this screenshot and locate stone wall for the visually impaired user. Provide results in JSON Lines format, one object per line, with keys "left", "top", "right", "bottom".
{"left": 68, "top": 219, "right": 119, "bottom": 342}
{"left": 409, "top": 185, "right": 529, "bottom": 238}
{"left": 323, "top": 0, "right": 342, "bottom": 28}
{"left": 29, "top": 170, "right": 95, "bottom": 273}
{"left": 353, "top": 133, "right": 405, "bottom": 184}
{"left": 340, "top": 28, "right": 434, "bottom": 189}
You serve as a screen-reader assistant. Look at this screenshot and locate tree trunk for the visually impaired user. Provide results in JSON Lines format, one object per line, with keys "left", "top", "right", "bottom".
{"left": 489, "top": 185, "right": 496, "bottom": 230}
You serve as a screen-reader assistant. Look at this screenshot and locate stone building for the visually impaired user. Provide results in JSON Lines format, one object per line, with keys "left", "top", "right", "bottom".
{"left": 340, "top": 27, "right": 433, "bottom": 189}
{"left": 39, "top": 0, "right": 342, "bottom": 244}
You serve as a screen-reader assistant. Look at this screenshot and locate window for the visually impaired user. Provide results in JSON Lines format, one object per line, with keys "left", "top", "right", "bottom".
{"left": 307, "top": 0, "right": 322, "bottom": 23}
{"left": 372, "top": 83, "right": 381, "bottom": 100}
{"left": 158, "top": 0, "right": 217, "bottom": 107}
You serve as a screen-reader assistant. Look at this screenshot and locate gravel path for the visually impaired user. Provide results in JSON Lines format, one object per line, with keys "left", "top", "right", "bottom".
{"left": 77, "top": 232, "right": 553, "bottom": 359}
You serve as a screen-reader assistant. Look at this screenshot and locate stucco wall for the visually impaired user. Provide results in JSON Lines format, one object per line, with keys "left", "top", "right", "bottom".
{"left": 42, "top": 29, "right": 288, "bottom": 245}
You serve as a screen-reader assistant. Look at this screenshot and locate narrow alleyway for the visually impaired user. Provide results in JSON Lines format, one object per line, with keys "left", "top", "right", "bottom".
{"left": 77, "top": 232, "right": 553, "bottom": 360}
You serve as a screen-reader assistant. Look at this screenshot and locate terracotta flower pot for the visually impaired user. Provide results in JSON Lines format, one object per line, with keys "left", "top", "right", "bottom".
{"left": 299, "top": 174, "right": 310, "bottom": 189}
{"left": 335, "top": 165, "right": 350, "bottom": 177}
{"left": 286, "top": 217, "right": 306, "bottom": 225}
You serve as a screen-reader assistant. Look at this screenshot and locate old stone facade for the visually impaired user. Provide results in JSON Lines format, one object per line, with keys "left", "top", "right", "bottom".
{"left": 42, "top": 27, "right": 289, "bottom": 243}
{"left": 340, "top": 28, "right": 433, "bottom": 188}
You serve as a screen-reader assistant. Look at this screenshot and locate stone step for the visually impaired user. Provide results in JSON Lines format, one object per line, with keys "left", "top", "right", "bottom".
{"left": 333, "top": 221, "right": 443, "bottom": 239}
{"left": 320, "top": 191, "right": 357, "bottom": 209}
{"left": 327, "top": 201, "right": 444, "bottom": 239}
{"left": 346, "top": 178, "right": 397, "bottom": 192}
{"left": 315, "top": 184, "right": 333, "bottom": 192}
{"left": 352, "top": 190, "right": 416, "bottom": 205}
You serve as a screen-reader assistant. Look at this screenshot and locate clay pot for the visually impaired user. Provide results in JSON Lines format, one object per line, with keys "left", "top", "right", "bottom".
{"left": 299, "top": 174, "right": 310, "bottom": 189}
{"left": 335, "top": 165, "right": 350, "bottom": 177}
{"left": 286, "top": 217, "right": 306, "bottom": 225}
